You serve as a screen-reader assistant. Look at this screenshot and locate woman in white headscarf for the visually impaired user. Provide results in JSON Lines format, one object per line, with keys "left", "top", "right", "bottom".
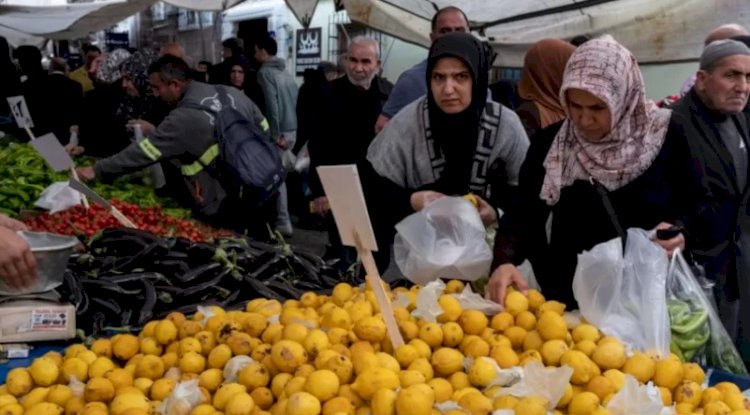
{"left": 487, "top": 36, "right": 701, "bottom": 307}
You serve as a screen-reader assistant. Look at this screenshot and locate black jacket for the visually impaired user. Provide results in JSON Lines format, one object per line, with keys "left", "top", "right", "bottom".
{"left": 23, "top": 73, "right": 83, "bottom": 144}
{"left": 494, "top": 119, "right": 699, "bottom": 307}
{"left": 307, "top": 75, "right": 393, "bottom": 197}
{"left": 78, "top": 82, "right": 131, "bottom": 158}
{"left": 670, "top": 90, "right": 750, "bottom": 300}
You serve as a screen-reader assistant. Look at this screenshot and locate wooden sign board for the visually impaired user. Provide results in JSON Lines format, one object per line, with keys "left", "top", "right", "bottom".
{"left": 317, "top": 165, "right": 404, "bottom": 348}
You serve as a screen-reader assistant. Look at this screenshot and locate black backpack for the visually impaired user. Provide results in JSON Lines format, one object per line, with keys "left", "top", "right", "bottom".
{"left": 186, "top": 86, "right": 285, "bottom": 207}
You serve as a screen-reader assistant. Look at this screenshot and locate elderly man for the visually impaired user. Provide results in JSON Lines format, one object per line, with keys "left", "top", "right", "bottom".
{"left": 673, "top": 39, "right": 750, "bottom": 367}
{"left": 307, "top": 36, "right": 393, "bottom": 267}
{"left": 374, "top": 6, "right": 470, "bottom": 133}
{"left": 680, "top": 23, "right": 749, "bottom": 95}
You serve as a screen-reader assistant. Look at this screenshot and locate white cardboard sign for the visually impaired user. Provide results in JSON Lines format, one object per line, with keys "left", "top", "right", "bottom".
{"left": 30, "top": 133, "right": 74, "bottom": 172}
{"left": 316, "top": 165, "right": 378, "bottom": 251}
{"left": 7, "top": 96, "right": 34, "bottom": 129}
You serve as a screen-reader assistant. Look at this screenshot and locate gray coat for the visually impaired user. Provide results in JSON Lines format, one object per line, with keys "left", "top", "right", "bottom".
{"left": 258, "top": 57, "right": 299, "bottom": 139}
{"left": 95, "top": 82, "right": 267, "bottom": 217}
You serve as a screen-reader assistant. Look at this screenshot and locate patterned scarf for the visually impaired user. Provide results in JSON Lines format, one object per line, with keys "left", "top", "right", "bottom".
{"left": 540, "top": 36, "right": 671, "bottom": 205}
{"left": 118, "top": 50, "right": 159, "bottom": 120}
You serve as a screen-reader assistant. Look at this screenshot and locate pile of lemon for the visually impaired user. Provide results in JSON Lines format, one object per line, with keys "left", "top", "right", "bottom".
{"left": 0, "top": 280, "right": 747, "bottom": 415}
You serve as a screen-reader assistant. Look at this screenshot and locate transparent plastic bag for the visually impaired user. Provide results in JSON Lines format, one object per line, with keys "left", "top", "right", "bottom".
{"left": 573, "top": 228, "right": 671, "bottom": 357}
{"left": 454, "top": 284, "right": 502, "bottom": 316}
{"left": 494, "top": 361, "right": 573, "bottom": 409}
{"left": 606, "top": 375, "right": 668, "bottom": 415}
{"left": 667, "top": 249, "right": 748, "bottom": 375}
{"left": 394, "top": 197, "right": 492, "bottom": 285}
{"left": 411, "top": 280, "right": 446, "bottom": 323}
{"left": 159, "top": 380, "right": 203, "bottom": 415}
{"left": 35, "top": 182, "right": 81, "bottom": 214}
{"left": 223, "top": 356, "right": 254, "bottom": 383}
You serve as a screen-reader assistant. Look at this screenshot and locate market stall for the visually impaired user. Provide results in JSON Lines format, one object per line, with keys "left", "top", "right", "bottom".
{"left": 0, "top": 139, "right": 748, "bottom": 415}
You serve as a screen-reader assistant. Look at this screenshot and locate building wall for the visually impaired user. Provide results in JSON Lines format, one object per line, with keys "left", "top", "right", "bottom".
{"left": 641, "top": 62, "right": 697, "bottom": 100}
{"left": 222, "top": 0, "right": 429, "bottom": 84}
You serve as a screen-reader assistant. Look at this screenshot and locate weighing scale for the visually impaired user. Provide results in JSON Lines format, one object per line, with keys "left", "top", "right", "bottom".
{"left": 0, "top": 232, "right": 78, "bottom": 346}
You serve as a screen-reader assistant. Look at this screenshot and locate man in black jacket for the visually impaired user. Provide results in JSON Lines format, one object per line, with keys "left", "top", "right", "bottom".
{"left": 22, "top": 56, "right": 83, "bottom": 144}
{"left": 307, "top": 36, "right": 392, "bottom": 266}
{"left": 672, "top": 39, "right": 750, "bottom": 366}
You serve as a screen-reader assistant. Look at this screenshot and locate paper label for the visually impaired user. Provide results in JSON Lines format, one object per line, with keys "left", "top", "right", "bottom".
{"left": 30, "top": 308, "right": 69, "bottom": 331}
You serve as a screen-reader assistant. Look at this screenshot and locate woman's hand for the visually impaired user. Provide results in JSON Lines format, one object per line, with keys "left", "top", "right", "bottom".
{"left": 410, "top": 191, "right": 445, "bottom": 212}
{"left": 652, "top": 222, "right": 685, "bottom": 257}
{"left": 0, "top": 214, "right": 28, "bottom": 232}
{"left": 475, "top": 195, "right": 498, "bottom": 226}
{"left": 65, "top": 144, "right": 85, "bottom": 156}
{"left": 487, "top": 263, "right": 530, "bottom": 305}
{"left": 0, "top": 227, "right": 37, "bottom": 290}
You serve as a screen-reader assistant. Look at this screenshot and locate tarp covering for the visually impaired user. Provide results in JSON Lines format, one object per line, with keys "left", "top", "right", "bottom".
{"left": 0, "top": 0, "right": 245, "bottom": 46}
{"left": 285, "top": 0, "right": 320, "bottom": 28}
{"left": 342, "top": 0, "right": 750, "bottom": 66}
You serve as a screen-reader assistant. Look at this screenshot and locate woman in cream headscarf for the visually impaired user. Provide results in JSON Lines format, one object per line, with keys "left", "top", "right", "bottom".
{"left": 515, "top": 38, "right": 575, "bottom": 137}
{"left": 487, "top": 36, "right": 701, "bottom": 307}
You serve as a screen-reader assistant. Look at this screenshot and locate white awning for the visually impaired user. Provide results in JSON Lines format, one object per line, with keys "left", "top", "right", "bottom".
{"left": 0, "top": 0, "right": 245, "bottom": 46}
{"left": 342, "top": 0, "right": 750, "bottom": 66}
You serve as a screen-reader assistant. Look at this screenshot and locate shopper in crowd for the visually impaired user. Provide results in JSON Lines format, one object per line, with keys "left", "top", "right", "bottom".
{"left": 487, "top": 36, "right": 698, "bottom": 309}
{"left": 680, "top": 24, "right": 748, "bottom": 96}
{"left": 211, "top": 38, "right": 243, "bottom": 86}
{"left": 671, "top": 39, "right": 750, "bottom": 366}
{"left": 0, "top": 36, "right": 21, "bottom": 128}
{"left": 195, "top": 60, "right": 212, "bottom": 83}
{"left": 0, "top": 214, "right": 36, "bottom": 291}
{"left": 70, "top": 44, "right": 101, "bottom": 93}
{"left": 366, "top": 32, "right": 529, "bottom": 271}
{"left": 75, "top": 56, "right": 270, "bottom": 237}
{"left": 375, "top": 6, "right": 470, "bottom": 134}
{"left": 18, "top": 51, "right": 83, "bottom": 144}
{"left": 255, "top": 36, "right": 299, "bottom": 237}
{"left": 295, "top": 61, "right": 339, "bottom": 154}
{"left": 68, "top": 49, "right": 132, "bottom": 157}
{"left": 515, "top": 39, "right": 575, "bottom": 138}
{"left": 42, "top": 57, "right": 84, "bottom": 144}
{"left": 307, "top": 37, "right": 393, "bottom": 268}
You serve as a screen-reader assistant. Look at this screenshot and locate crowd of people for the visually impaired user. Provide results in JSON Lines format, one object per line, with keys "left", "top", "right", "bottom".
{"left": 0, "top": 6, "right": 749, "bottom": 368}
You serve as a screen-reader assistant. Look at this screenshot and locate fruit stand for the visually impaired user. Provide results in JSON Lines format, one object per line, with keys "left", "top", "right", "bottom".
{"left": 0, "top": 142, "right": 749, "bottom": 415}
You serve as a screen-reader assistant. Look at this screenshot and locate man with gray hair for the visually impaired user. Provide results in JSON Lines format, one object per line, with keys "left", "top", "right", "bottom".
{"left": 306, "top": 36, "right": 393, "bottom": 267}
{"left": 672, "top": 39, "right": 750, "bottom": 368}
{"left": 680, "top": 23, "right": 749, "bottom": 95}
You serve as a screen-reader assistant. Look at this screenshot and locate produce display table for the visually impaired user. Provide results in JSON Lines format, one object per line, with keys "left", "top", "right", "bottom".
{"left": 0, "top": 341, "right": 66, "bottom": 383}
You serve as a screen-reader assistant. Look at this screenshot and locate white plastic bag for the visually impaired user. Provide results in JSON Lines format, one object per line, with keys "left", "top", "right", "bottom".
{"left": 294, "top": 143, "right": 310, "bottom": 173}
{"left": 394, "top": 197, "right": 492, "bottom": 285}
{"left": 35, "top": 182, "right": 81, "bottom": 214}
{"left": 606, "top": 376, "right": 668, "bottom": 415}
{"left": 159, "top": 380, "right": 203, "bottom": 415}
{"left": 572, "top": 228, "right": 671, "bottom": 357}
{"left": 494, "top": 361, "right": 573, "bottom": 409}
{"left": 223, "top": 356, "right": 254, "bottom": 383}
{"left": 411, "top": 280, "right": 446, "bottom": 323}
{"left": 454, "top": 284, "right": 502, "bottom": 316}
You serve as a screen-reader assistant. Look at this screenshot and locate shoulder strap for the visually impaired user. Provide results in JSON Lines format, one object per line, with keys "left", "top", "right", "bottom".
{"left": 591, "top": 177, "right": 627, "bottom": 248}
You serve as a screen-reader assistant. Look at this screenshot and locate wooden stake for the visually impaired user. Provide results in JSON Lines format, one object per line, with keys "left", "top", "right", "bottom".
{"left": 354, "top": 232, "right": 405, "bottom": 349}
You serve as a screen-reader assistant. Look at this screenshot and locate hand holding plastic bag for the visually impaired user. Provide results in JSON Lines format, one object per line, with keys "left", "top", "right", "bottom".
{"left": 35, "top": 182, "right": 81, "bottom": 214}
{"left": 395, "top": 197, "right": 492, "bottom": 285}
{"left": 573, "top": 228, "right": 671, "bottom": 357}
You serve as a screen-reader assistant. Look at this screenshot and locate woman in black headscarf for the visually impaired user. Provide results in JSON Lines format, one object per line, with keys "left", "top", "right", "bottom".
{"left": 222, "top": 56, "right": 266, "bottom": 115}
{"left": 366, "top": 32, "right": 530, "bottom": 270}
